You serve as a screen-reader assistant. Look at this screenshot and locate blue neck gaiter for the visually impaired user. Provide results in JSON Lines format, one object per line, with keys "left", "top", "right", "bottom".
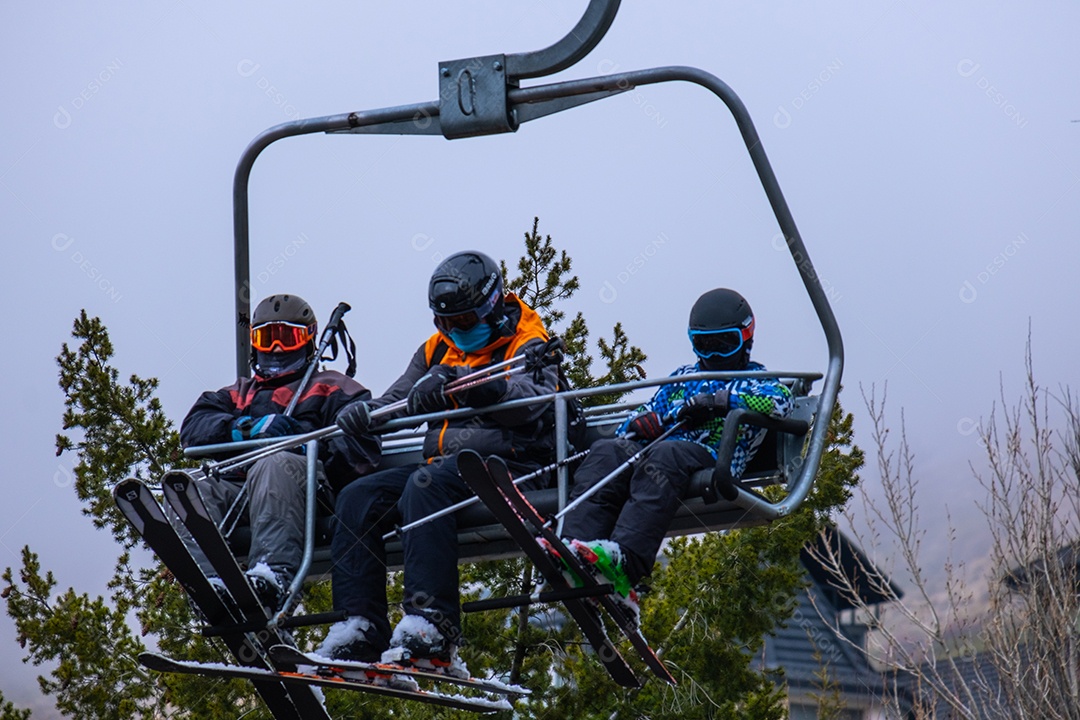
{"left": 449, "top": 324, "right": 495, "bottom": 353}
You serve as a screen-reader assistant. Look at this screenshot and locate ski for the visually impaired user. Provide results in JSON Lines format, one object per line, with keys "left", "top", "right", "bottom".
{"left": 158, "top": 470, "right": 333, "bottom": 719}
{"left": 140, "top": 652, "right": 514, "bottom": 714}
{"left": 486, "top": 455, "right": 677, "bottom": 685}
{"left": 268, "top": 643, "right": 529, "bottom": 697}
{"left": 111, "top": 479, "right": 313, "bottom": 720}
{"left": 456, "top": 450, "right": 641, "bottom": 688}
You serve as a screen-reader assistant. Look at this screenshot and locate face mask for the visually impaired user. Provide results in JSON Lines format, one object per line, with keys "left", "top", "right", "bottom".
{"left": 255, "top": 349, "right": 308, "bottom": 378}
{"left": 697, "top": 350, "right": 746, "bottom": 372}
{"left": 448, "top": 324, "right": 494, "bottom": 353}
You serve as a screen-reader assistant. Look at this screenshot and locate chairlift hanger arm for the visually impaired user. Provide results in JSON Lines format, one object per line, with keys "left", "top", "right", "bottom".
{"left": 504, "top": 0, "right": 621, "bottom": 80}
{"left": 228, "top": 2, "right": 842, "bottom": 525}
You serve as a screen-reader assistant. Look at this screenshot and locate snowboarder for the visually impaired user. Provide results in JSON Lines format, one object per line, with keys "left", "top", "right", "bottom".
{"left": 325, "top": 250, "right": 559, "bottom": 675}
{"left": 178, "top": 294, "right": 380, "bottom": 613}
{"left": 556, "top": 288, "right": 794, "bottom": 617}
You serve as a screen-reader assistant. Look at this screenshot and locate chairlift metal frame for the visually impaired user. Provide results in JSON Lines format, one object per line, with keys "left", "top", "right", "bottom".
{"left": 221, "top": 0, "right": 844, "bottom": 576}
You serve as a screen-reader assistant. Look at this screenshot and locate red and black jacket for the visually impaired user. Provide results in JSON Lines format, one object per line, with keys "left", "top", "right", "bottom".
{"left": 180, "top": 368, "right": 380, "bottom": 492}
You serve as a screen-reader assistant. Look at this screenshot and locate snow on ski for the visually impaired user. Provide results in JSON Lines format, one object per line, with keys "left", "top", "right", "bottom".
{"left": 485, "top": 456, "right": 677, "bottom": 685}
{"left": 268, "top": 644, "right": 529, "bottom": 697}
{"left": 456, "top": 450, "right": 641, "bottom": 688}
{"left": 157, "top": 470, "right": 333, "bottom": 719}
{"left": 140, "top": 652, "right": 514, "bottom": 714}
{"left": 112, "top": 478, "right": 313, "bottom": 720}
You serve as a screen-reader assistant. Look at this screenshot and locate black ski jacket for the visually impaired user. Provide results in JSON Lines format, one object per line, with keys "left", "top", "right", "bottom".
{"left": 372, "top": 294, "right": 560, "bottom": 463}
{"left": 180, "top": 368, "right": 380, "bottom": 492}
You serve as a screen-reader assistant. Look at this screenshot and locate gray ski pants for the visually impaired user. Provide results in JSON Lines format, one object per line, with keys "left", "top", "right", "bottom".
{"left": 170, "top": 452, "right": 325, "bottom": 586}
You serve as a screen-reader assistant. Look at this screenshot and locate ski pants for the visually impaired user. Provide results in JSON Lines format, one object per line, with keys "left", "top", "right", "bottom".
{"left": 560, "top": 437, "right": 715, "bottom": 585}
{"left": 171, "top": 451, "right": 325, "bottom": 587}
{"left": 330, "top": 453, "right": 540, "bottom": 651}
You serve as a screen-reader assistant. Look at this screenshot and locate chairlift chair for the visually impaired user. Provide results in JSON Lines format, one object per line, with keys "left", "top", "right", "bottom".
{"left": 192, "top": 0, "right": 843, "bottom": 596}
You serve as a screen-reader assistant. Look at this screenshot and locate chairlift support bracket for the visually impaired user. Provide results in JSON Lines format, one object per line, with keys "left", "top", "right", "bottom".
{"left": 228, "top": 0, "right": 843, "bottom": 530}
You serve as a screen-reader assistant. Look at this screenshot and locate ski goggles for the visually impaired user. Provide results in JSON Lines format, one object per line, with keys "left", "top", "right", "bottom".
{"left": 433, "top": 286, "right": 501, "bottom": 333}
{"left": 435, "top": 311, "right": 484, "bottom": 333}
{"left": 250, "top": 321, "right": 316, "bottom": 353}
{"left": 688, "top": 320, "right": 754, "bottom": 358}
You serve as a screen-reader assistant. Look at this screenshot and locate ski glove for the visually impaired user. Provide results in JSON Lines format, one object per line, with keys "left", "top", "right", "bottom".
{"left": 231, "top": 413, "right": 303, "bottom": 441}
{"left": 453, "top": 373, "right": 508, "bottom": 408}
{"left": 625, "top": 411, "right": 664, "bottom": 441}
{"left": 406, "top": 365, "right": 462, "bottom": 416}
{"left": 675, "top": 390, "right": 731, "bottom": 426}
{"left": 336, "top": 400, "right": 373, "bottom": 438}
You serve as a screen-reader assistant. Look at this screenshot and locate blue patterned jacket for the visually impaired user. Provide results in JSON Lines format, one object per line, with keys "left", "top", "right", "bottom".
{"left": 617, "top": 361, "right": 793, "bottom": 478}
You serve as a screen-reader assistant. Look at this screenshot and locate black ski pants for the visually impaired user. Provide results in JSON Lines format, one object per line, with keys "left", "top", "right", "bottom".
{"left": 560, "top": 437, "right": 715, "bottom": 585}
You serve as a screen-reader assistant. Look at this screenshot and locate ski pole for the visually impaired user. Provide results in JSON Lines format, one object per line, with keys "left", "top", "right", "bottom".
{"left": 552, "top": 421, "right": 686, "bottom": 523}
{"left": 284, "top": 301, "right": 351, "bottom": 416}
{"left": 381, "top": 448, "right": 592, "bottom": 541}
{"left": 206, "top": 335, "right": 566, "bottom": 475}
{"left": 207, "top": 359, "right": 527, "bottom": 476}
{"left": 221, "top": 302, "right": 352, "bottom": 537}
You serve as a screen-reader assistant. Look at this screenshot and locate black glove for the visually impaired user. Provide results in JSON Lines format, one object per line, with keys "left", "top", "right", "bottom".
{"left": 406, "top": 365, "right": 460, "bottom": 415}
{"left": 231, "top": 413, "right": 302, "bottom": 441}
{"left": 453, "top": 373, "right": 508, "bottom": 408}
{"left": 675, "top": 390, "right": 731, "bottom": 426}
{"left": 523, "top": 337, "right": 565, "bottom": 381}
{"left": 336, "top": 400, "right": 373, "bottom": 438}
{"left": 626, "top": 411, "right": 664, "bottom": 441}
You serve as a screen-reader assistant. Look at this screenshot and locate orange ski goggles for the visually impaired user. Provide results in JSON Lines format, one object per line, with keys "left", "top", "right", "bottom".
{"left": 250, "top": 321, "right": 316, "bottom": 353}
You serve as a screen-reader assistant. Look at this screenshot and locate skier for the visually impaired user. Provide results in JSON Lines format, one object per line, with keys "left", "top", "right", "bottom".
{"left": 324, "top": 250, "right": 559, "bottom": 675}
{"left": 555, "top": 288, "right": 794, "bottom": 618}
{"left": 178, "top": 294, "right": 380, "bottom": 613}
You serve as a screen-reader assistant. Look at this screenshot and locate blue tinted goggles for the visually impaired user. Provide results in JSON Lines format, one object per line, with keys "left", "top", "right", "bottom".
{"left": 688, "top": 321, "right": 754, "bottom": 358}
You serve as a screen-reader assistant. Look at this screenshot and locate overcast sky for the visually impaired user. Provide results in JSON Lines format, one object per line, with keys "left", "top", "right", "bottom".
{"left": 2, "top": 1, "right": 1078, "bottom": 714}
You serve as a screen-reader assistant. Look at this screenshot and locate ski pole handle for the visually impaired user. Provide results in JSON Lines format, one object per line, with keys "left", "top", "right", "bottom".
{"left": 284, "top": 302, "right": 351, "bottom": 417}
{"left": 325, "top": 302, "right": 351, "bottom": 334}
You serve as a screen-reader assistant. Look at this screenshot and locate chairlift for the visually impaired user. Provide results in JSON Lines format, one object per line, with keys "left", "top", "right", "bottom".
{"left": 194, "top": 0, "right": 842, "bottom": 612}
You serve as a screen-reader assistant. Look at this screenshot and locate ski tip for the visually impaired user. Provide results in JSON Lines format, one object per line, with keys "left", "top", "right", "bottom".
{"left": 112, "top": 477, "right": 145, "bottom": 499}
{"left": 138, "top": 652, "right": 172, "bottom": 672}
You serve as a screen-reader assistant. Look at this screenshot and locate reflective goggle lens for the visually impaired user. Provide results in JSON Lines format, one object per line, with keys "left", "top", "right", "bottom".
{"left": 689, "top": 322, "right": 753, "bottom": 359}
{"left": 435, "top": 311, "right": 483, "bottom": 333}
{"left": 250, "top": 322, "right": 315, "bottom": 352}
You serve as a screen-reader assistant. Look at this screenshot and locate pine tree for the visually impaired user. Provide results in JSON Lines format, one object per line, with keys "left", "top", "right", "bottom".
{"left": 5, "top": 221, "right": 860, "bottom": 719}
{"left": 502, "top": 217, "right": 647, "bottom": 405}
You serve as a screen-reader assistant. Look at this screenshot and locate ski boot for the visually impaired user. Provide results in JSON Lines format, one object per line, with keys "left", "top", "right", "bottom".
{"left": 568, "top": 539, "right": 641, "bottom": 625}
{"left": 316, "top": 616, "right": 384, "bottom": 664}
{"left": 383, "top": 615, "right": 469, "bottom": 679}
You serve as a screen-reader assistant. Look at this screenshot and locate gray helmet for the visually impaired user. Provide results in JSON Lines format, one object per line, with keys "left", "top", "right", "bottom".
{"left": 250, "top": 294, "right": 317, "bottom": 376}
{"left": 252, "top": 294, "right": 317, "bottom": 329}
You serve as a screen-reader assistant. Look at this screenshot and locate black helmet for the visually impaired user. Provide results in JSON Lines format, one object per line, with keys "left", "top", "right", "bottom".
{"left": 428, "top": 251, "right": 507, "bottom": 336}
{"left": 250, "top": 294, "right": 317, "bottom": 377}
{"left": 687, "top": 288, "right": 755, "bottom": 370}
